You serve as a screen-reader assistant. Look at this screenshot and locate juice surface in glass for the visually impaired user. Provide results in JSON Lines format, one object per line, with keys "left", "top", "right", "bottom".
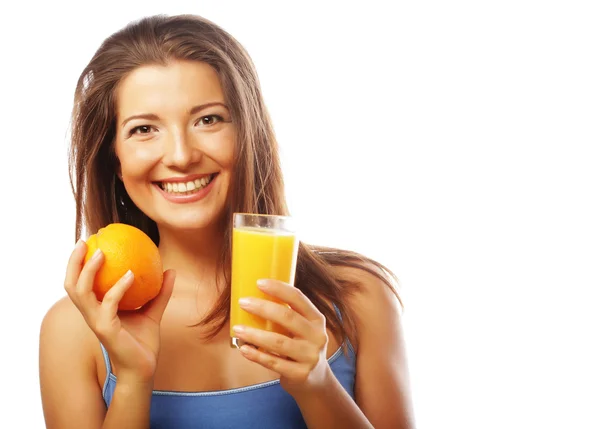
{"left": 230, "top": 225, "right": 298, "bottom": 344}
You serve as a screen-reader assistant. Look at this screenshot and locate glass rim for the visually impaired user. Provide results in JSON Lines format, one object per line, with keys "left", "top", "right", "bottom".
{"left": 232, "top": 212, "right": 296, "bottom": 232}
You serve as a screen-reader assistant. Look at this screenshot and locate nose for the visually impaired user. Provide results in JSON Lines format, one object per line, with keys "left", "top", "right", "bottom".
{"left": 162, "top": 129, "right": 201, "bottom": 170}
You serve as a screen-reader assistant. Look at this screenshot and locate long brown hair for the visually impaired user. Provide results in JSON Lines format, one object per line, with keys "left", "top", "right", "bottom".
{"left": 69, "top": 14, "right": 401, "bottom": 350}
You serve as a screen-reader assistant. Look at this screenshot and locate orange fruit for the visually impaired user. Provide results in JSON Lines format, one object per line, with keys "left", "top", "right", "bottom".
{"left": 84, "top": 223, "right": 163, "bottom": 310}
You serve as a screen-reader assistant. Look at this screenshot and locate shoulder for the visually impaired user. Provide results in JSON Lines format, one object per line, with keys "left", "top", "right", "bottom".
{"left": 334, "top": 263, "right": 402, "bottom": 319}
{"left": 331, "top": 263, "right": 415, "bottom": 428}
{"left": 310, "top": 245, "right": 403, "bottom": 333}
{"left": 40, "top": 298, "right": 108, "bottom": 426}
{"left": 41, "top": 295, "right": 89, "bottom": 337}
{"left": 304, "top": 245, "right": 404, "bottom": 348}
{"left": 40, "top": 296, "right": 99, "bottom": 370}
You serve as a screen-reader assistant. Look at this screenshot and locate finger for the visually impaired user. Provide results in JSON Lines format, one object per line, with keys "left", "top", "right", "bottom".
{"left": 99, "top": 269, "right": 135, "bottom": 315}
{"left": 239, "top": 345, "right": 310, "bottom": 382}
{"left": 257, "top": 279, "right": 323, "bottom": 322}
{"left": 140, "top": 269, "right": 176, "bottom": 323}
{"left": 239, "top": 298, "right": 313, "bottom": 339}
{"left": 71, "top": 247, "right": 106, "bottom": 316}
{"left": 94, "top": 271, "right": 135, "bottom": 344}
{"left": 63, "top": 239, "right": 88, "bottom": 296}
{"left": 232, "top": 325, "right": 317, "bottom": 363}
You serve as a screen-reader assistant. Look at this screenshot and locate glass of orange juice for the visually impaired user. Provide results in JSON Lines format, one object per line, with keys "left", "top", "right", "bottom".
{"left": 230, "top": 213, "right": 299, "bottom": 349}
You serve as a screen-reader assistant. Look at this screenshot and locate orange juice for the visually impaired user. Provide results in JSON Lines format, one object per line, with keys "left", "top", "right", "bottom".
{"left": 230, "top": 226, "right": 299, "bottom": 344}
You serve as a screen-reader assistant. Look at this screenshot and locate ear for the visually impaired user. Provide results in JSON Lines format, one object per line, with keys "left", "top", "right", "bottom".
{"left": 115, "top": 159, "right": 123, "bottom": 181}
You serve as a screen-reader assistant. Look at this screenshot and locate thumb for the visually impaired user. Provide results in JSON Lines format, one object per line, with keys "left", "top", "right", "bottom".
{"left": 141, "top": 269, "right": 176, "bottom": 323}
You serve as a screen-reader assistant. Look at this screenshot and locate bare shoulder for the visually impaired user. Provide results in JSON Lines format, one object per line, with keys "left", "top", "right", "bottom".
{"left": 332, "top": 263, "right": 415, "bottom": 428}
{"left": 40, "top": 295, "right": 101, "bottom": 378}
{"left": 332, "top": 264, "right": 403, "bottom": 331}
{"left": 40, "top": 296, "right": 107, "bottom": 427}
{"left": 40, "top": 295, "right": 95, "bottom": 345}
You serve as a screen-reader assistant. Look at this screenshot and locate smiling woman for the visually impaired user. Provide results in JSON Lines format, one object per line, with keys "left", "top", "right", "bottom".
{"left": 114, "top": 61, "right": 235, "bottom": 231}
{"left": 38, "top": 13, "right": 414, "bottom": 429}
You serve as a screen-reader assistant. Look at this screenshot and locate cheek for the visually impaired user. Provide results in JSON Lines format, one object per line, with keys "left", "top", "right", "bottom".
{"left": 198, "top": 125, "right": 236, "bottom": 166}
{"left": 117, "top": 143, "right": 161, "bottom": 179}
{"left": 210, "top": 129, "right": 236, "bottom": 168}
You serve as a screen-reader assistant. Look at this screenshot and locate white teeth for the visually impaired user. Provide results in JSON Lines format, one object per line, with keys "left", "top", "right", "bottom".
{"left": 160, "top": 175, "right": 213, "bottom": 194}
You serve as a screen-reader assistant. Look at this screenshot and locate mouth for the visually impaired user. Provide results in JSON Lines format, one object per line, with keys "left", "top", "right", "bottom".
{"left": 154, "top": 173, "right": 218, "bottom": 196}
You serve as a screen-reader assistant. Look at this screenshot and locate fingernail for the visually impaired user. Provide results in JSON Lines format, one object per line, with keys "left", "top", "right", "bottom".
{"left": 92, "top": 249, "right": 103, "bottom": 260}
{"left": 239, "top": 297, "right": 253, "bottom": 308}
{"left": 240, "top": 345, "right": 253, "bottom": 355}
{"left": 75, "top": 239, "right": 85, "bottom": 249}
{"left": 232, "top": 325, "right": 245, "bottom": 334}
{"left": 257, "top": 279, "right": 269, "bottom": 289}
{"left": 123, "top": 269, "right": 134, "bottom": 280}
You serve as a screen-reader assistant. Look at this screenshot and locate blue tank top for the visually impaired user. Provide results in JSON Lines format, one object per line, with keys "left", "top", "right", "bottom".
{"left": 100, "top": 338, "right": 356, "bottom": 428}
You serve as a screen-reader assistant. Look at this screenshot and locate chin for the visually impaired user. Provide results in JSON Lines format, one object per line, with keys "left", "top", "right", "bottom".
{"left": 157, "top": 210, "right": 226, "bottom": 233}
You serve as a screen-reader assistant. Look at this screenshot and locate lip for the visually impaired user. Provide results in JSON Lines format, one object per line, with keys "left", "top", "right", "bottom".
{"left": 156, "top": 173, "right": 215, "bottom": 183}
{"left": 154, "top": 173, "right": 218, "bottom": 204}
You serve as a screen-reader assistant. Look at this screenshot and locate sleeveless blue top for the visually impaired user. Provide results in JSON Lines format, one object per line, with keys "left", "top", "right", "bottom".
{"left": 100, "top": 339, "right": 356, "bottom": 428}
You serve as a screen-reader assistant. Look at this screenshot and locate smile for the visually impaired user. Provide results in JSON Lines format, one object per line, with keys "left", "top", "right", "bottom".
{"left": 158, "top": 173, "right": 217, "bottom": 195}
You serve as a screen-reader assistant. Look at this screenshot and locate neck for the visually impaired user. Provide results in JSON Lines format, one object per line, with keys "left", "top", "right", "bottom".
{"left": 157, "top": 223, "right": 228, "bottom": 293}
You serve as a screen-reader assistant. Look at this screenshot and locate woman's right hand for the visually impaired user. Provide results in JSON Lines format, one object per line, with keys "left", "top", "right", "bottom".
{"left": 63, "top": 239, "right": 175, "bottom": 385}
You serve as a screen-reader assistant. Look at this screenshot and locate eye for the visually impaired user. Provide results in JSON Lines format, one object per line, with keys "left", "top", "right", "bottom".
{"left": 197, "top": 115, "right": 224, "bottom": 126}
{"left": 129, "top": 125, "right": 155, "bottom": 136}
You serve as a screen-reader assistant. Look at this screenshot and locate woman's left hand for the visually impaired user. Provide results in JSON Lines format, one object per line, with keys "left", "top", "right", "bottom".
{"left": 233, "top": 279, "right": 332, "bottom": 397}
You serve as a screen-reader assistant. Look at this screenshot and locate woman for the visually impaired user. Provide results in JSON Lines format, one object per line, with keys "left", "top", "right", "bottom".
{"left": 39, "top": 14, "right": 414, "bottom": 429}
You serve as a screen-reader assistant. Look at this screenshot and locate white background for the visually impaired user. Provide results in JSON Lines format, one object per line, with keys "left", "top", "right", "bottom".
{"left": 1, "top": 1, "right": 599, "bottom": 428}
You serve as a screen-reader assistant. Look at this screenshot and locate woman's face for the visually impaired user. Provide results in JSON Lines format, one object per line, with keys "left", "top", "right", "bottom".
{"left": 114, "top": 60, "right": 235, "bottom": 233}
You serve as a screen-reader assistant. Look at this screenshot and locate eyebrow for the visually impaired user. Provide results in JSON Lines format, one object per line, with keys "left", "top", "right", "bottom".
{"left": 120, "top": 102, "right": 229, "bottom": 128}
